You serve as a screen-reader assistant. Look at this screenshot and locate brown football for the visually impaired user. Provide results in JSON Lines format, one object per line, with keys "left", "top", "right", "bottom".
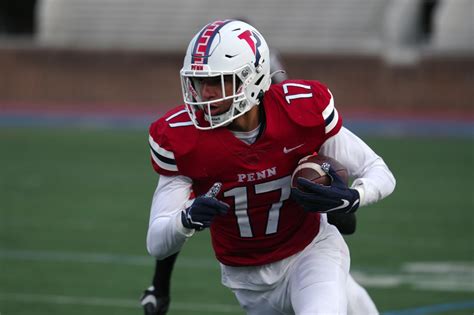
{"left": 291, "top": 154, "right": 349, "bottom": 189}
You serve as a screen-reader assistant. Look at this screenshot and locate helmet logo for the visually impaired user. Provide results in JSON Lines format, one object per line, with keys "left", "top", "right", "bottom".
{"left": 238, "top": 30, "right": 262, "bottom": 67}
{"left": 191, "top": 20, "right": 233, "bottom": 65}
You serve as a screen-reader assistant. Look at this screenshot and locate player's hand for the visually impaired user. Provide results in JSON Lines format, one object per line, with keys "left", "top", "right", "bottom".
{"left": 181, "top": 183, "right": 229, "bottom": 231}
{"left": 291, "top": 165, "right": 360, "bottom": 214}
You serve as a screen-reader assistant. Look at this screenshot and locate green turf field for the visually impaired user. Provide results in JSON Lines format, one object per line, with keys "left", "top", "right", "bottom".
{"left": 1, "top": 127, "right": 473, "bottom": 315}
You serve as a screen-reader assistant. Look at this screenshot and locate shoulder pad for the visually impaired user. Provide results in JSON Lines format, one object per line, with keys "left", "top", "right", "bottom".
{"left": 267, "top": 80, "right": 342, "bottom": 137}
{"left": 148, "top": 106, "right": 198, "bottom": 176}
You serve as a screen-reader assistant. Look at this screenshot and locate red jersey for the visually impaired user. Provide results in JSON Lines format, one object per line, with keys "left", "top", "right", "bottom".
{"left": 149, "top": 80, "right": 342, "bottom": 266}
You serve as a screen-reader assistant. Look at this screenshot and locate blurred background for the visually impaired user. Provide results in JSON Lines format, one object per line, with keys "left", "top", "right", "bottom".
{"left": 0, "top": 0, "right": 473, "bottom": 314}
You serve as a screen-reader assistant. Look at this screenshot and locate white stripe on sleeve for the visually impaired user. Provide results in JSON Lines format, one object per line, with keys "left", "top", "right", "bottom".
{"left": 149, "top": 135, "right": 178, "bottom": 172}
{"left": 322, "top": 90, "right": 339, "bottom": 134}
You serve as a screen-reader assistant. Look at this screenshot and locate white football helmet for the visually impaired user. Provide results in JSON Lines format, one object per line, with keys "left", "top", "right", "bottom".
{"left": 180, "top": 20, "right": 271, "bottom": 130}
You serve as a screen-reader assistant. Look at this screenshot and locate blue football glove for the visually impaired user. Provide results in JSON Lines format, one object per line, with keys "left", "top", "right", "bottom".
{"left": 291, "top": 164, "right": 360, "bottom": 214}
{"left": 181, "top": 183, "right": 229, "bottom": 231}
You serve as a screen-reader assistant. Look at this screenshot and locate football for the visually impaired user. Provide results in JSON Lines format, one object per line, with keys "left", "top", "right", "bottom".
{"left": 291, "top": 154, "right": 348, "bottom": 188}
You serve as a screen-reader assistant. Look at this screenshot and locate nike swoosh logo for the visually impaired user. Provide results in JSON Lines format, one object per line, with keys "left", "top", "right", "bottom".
{"left": 283, "top": 143, "right": 305, "bottom": 154}
{"left": 327, "top": 199, "right": 350, "bottom": 212}
{"left": 349, "top": 199, "right": 360, "bottom": 212}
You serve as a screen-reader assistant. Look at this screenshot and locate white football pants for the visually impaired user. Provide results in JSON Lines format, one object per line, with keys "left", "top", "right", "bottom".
{"left": 232, "top": 221, "right": 350, "bottom": 314}
{"left": 346, "top": 274, "right": 379, "bottom": 315}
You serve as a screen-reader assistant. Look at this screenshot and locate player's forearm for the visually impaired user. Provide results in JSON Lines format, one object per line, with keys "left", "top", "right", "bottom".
{"left": 147, "top": 213, "right": 193, "bottom": 259}
{"left": 351, "top": 158, "right": 396, "bottom": 206}
{"left": 319, "top": 127, "right": 396, "bottom": 206}
{"left": 146, "top": 175, "right": 194, "bottom": 259}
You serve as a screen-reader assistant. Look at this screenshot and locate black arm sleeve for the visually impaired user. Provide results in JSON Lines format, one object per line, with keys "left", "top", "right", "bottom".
{"left": 152, "top": 252, "right": 180, "bottom": 297}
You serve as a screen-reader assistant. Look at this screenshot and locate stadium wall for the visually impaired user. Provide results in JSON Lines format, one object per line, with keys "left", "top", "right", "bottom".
{"left": 0, "top": 48, "right": 472, "bottom": 119}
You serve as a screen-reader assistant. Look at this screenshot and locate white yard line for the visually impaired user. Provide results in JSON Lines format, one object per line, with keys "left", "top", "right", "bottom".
{"left": 0, "top": 248, "right": 217, "bottom": 269}
{"left": 0, "top": 292, "right": 241, "bottom": 313}
{"left": 1, "top": 248, "right": 473, "bottom": 292}
{"left": 352, "top": 261, "right": 474, "bottom": 292}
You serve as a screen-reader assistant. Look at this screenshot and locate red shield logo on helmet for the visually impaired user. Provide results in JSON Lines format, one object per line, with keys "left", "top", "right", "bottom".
{"left": 238, "top": 30, "right": 262, "bottom": 66}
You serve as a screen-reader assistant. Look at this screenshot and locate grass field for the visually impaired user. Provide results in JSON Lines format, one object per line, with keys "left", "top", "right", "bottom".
{"left": 1, "top": 127, "right": 473, "bottom": 315}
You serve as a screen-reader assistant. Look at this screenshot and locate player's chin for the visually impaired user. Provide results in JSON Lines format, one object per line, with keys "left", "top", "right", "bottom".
{"left": 205, "top": 103, "right": 230, "bottom": 116}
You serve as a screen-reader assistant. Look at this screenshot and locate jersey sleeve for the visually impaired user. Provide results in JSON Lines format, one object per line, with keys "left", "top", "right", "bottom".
{"left": 148, "top": 118, "right": 180, "bottom": 176}
{"left": 274, "top": 80, "right": 342, "bottom": 141}
{"left": 302, "top": 80, "right": 342, "bottom": 140}
{"left": 319, "top": 85, "right": 342, "bottom": 140}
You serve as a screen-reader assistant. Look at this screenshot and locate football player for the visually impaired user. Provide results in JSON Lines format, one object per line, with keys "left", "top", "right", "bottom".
{"left": 145, "top": 19, "right": 395, "bottom": 314}
{"left": 140, "top": 43, "right": 377, "bottom": 315}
